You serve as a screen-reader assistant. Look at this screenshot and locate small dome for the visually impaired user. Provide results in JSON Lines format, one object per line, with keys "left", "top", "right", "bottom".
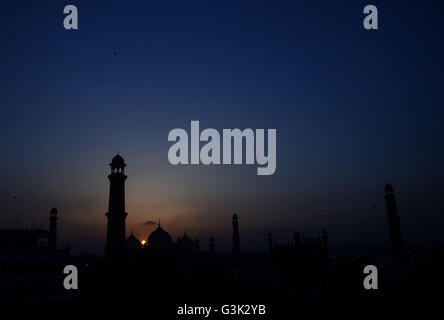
{"left": 126, "top": 234, "right": 142, "bottom": 252}
{"left": 384, "top": 183, "right": 394, "bottom": 193}
{"left": 148, "top": 225, "right": 172, "bottom": 250}
{"left": 50, "top": 207, "right": 57, "bottom": 215}
{"left": 232, "top": 214, "right": 238, "bottom": 220}
{"left": 110, "top": 153, "right": 126, "bottom": 169}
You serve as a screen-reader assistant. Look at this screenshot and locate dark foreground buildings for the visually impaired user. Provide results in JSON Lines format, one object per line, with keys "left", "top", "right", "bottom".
{"left": 0, "top": 208, "right": 71, "bottom": 300}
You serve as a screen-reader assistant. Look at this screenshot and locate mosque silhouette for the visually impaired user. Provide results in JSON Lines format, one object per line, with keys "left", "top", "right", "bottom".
{"left": 1, "top": 154, "right": 442, "bottom": 301}
{"left": 104, "top": 154, "right": 330, "bottom": 262}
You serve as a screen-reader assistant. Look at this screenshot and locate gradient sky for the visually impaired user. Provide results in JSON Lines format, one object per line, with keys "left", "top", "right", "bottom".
{"left": 1, "top": 0, "right": 443, "bottom": 255}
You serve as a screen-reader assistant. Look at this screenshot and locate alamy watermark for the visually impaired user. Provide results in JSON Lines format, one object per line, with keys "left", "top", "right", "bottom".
{"left": 62, "top": 4, "right": 380, "bottom": 31}
{"left": 168, "top": 121, "right": 277, "bottom": 175}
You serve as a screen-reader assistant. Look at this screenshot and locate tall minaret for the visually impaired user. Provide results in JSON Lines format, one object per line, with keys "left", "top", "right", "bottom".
{"left": 232, "top": 214, "right": 240, "bottom": 256}
{"left": 105, "top": 154, "right": 128, "bottom": 260}
{"left": 48, "top": 207, "right": 58, "bottom": 250}
{"left": 384, "top": 183, "right": 405, "bottom": 265}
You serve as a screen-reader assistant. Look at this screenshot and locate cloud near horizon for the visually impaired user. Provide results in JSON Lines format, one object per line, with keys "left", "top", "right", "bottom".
{"left": 142, "top": 220, "right": 157, "bottom": 226}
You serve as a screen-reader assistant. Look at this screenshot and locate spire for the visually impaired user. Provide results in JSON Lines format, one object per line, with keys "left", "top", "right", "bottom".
{"left": 49, "top": 207, "right": 58, "bottom": 251}
{"left": 267, "top": 232, "right": 273, "bottom": 256}
{"left": 384, "top": 183, "right": 405, "bottom": 265}
{"left": 232, "top": 214, "right": 240, "bottom": 256}
{"left": 294, "top": 230, "right": 301, "bottom": 246}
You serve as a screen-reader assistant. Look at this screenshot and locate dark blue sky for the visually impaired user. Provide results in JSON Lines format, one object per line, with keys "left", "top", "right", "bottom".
{"left": 1, "top": 1, "right": 443, "bottom": 254}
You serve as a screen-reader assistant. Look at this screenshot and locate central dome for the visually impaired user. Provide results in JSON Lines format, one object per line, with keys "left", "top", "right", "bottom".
{"left": 148, "top": 224, "right": 172, "bottom": 250}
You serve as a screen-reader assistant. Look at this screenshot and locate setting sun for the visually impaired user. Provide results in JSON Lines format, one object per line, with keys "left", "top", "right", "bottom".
{"left": 141, "top": 240, "right": 146, "bottom": 246}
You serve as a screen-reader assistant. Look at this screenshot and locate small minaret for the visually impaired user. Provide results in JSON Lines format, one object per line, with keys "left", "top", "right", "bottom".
{"left": 321, "top": 229, "right": 328, "bottom": 256}
{"left": 105, "top": 154, "right": 128, "bottom": 261}
{"left": 209, "top": 237, "right": 215, "bottom": 254}
{"left": 232, "top": 214, "right": 240, "bottom": 256}
{"left": 194, "top": 238, "right": 200, "bottom": 252}
{"left": 48, "top": 207, "right": 58, "bottom": 250}
{"left": 267, "top": 232, "right": 274, "bottom": 256}
{"left": 293, "top": 230, "right": 301, "bottom": 247}
{"left": 384, "top": 184, "right": 405, "bottom": 265}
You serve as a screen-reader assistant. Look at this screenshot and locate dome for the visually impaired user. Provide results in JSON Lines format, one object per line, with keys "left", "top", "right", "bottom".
{"left": 126, "top": 234, "right": 142, "bottom": 252}
{"left": 232, "top": 214, "right": 238, "bottom": 220}
{"left": 50, "top": 207, "right": 58, "bottom": 215}
{"left": 384, "top": 183, "right": 394, "bottom": 193}
{"left": 110, "top": 153, "right": 126, "bottom": 169}
{"left": 148, "top": 224, "right": 172, "bottom": 250}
